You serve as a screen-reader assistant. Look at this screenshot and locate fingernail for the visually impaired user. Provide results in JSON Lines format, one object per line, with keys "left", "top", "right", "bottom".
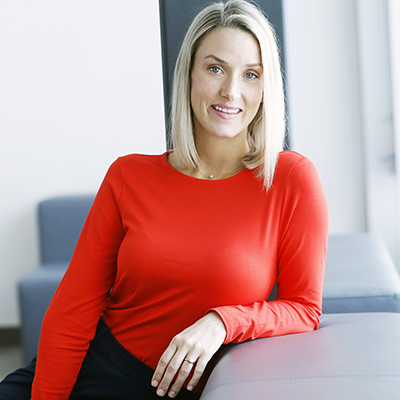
{"left": 157, "top": 388, "right": 165, "bottom": 396}
{"left": 169, "top": 391, "right": 176, "bottom": 398}
{"left": 152, "top": 380, "right": 158, "bottom": 387}
{"left": 187, "top": 386, "right": 194, "bottom": 391}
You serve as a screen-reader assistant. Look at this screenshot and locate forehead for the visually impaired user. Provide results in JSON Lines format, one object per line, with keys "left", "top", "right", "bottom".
{"left": 194, "top": 28, "right": 262, "bottom": 65}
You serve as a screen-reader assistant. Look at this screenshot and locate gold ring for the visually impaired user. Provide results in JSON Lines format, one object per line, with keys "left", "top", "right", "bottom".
{"left": 184, "top": 358, "right": 196, "bottom": 364}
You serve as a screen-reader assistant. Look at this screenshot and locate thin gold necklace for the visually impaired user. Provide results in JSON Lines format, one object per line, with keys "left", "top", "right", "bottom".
{"left": 197, "top": 165, "right": 244, "bottom": 180}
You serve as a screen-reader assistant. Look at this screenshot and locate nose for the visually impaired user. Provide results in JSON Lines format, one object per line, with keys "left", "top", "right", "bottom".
{"left": 220, "top": 75, "right": 240, "bottom": 102}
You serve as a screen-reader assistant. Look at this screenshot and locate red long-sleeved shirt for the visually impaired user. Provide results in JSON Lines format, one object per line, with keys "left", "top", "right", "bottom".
{"left": 32, "top": 151, "right": 328, "bottom": 399}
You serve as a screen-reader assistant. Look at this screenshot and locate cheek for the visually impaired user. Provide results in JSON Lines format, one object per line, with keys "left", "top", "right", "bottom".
{"left": 190, "top": 90, "right": 202, "bottom": 117}
{"left": 245, "top": 90, "right": 263, "bottom": 123}
{"left": 191, "top": 84, "right": 211, "bottom": 114}
{"left": 190, "top": 84, "right": 207, "bottom": 123}
{"left": 191, "top": 71, "right": 217, "bottom": 102}
{"left": 191, "top": 78, "right": 201, "bottom": 106}
{"left": 250, "top": 87, "right": 263, "bottom": 112}
{"left": 254, "top": 83, "right": 264, "bottom": 103}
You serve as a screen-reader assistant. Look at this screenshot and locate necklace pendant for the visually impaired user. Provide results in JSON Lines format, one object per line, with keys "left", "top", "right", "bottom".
{"left": 209, "top": 174, "right": 214, "bottom": 179}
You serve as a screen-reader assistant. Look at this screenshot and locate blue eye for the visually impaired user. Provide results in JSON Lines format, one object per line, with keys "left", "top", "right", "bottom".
{"left": 245, "top": 72, "right": 257, "bottom": 80}
{"left": 209, "top": 66, "right": 221, "bottom": 74}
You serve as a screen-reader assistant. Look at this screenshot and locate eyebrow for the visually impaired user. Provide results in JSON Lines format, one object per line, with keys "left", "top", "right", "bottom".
{"left": 204, "top": 54, "right": 262, "bottom": 68}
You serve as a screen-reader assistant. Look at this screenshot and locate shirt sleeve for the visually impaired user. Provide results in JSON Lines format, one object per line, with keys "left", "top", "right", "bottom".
{"left": 210, "top": 157, "right": 329, "bottom": 344}
{"left": 31, "top": 159, "right": 126, "bottom": 400}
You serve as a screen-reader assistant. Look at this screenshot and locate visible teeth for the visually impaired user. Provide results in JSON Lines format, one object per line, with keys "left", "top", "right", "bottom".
{"left": 214, "top": 105, "right": 240, "bottom": 114}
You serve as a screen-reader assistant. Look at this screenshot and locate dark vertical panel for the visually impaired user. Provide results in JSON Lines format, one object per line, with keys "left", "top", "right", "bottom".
{"left": 158, "top": 0, "right": 288, "bottom": 147}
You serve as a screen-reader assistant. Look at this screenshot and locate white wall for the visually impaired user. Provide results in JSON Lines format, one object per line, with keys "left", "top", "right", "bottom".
{"left": 284, "top": 0, "right": 366, "bottom": 234}
{"left": 357, "top": 0, "right": 399, "bottom": 267}
{"left": 0, "top": 0, "right": 166, "bottom": 327}
{"left": 284, "top": 0, "right": 400, "bottom": 270}
{"left": 389, "top": 0, "right": 400, "bottom": 263}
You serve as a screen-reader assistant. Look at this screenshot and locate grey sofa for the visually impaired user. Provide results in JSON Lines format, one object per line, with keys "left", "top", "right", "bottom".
{"left": 18, "top": 196, "right": 400, "bottom": 398}
{"left": 18, "top": 195, "right": 95, "bottom": 364}
{"left": 201, "top": 312, "right": 400, "bottom": 399}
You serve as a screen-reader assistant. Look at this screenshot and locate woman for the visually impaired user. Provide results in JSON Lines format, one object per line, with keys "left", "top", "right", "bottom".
{"left": 0, "top": 0, "right": 328, "bottom": 399}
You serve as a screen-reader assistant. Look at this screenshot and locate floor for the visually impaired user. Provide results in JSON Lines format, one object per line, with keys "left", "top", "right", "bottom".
{"left": 0, "top": 328, "right": 24, "bottom": 381}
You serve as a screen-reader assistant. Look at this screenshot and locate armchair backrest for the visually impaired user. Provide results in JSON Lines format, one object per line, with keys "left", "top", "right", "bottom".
{"left": 38, "top": 195, "right": 95, "bottom": 265}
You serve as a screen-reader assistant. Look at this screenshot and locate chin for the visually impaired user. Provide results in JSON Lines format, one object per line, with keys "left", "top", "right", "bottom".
{"left": 211, "top": 129, "right": 245, "bottom": 140}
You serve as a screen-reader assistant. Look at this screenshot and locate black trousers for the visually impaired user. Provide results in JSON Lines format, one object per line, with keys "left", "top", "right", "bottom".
{"left": 0, "top": 319, "right": 200, "bottom": 400}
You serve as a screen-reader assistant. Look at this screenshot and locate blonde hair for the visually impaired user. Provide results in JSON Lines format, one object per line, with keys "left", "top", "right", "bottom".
{"left": 169, "top": 0, "right": 286, "bottom": 189}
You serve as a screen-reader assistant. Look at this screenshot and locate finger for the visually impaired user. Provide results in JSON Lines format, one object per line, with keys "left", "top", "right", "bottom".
{"left": 186, "top": 357, "right": 208, "bottom": 392}
{"left": 151, "top": 345, "right": 177, "bottom": 390}
{"left": 156, "top": 351, "right": 187, "bottom": 397}
{"left": 167, "top": 358, "right": 197, "bottom": 398}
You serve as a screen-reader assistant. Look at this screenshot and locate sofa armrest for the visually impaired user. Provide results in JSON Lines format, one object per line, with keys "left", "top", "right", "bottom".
{"left": 200, "top": 313, "right": 400, "bottom": 399}
{"left": 18, "top": 264, "right": 68, "bottom": 363}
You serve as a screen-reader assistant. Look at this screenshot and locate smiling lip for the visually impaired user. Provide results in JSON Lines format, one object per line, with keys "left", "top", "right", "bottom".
{"left": 211, "top": 104, "right": 242, "bottom": 119}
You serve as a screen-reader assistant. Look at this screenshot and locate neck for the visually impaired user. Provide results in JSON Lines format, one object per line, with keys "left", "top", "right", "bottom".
{"left": 168, "top": 131, "right": 250, "bottom": 180}
{"left": 194, "top": 134, "right": 249, "bottom": 180}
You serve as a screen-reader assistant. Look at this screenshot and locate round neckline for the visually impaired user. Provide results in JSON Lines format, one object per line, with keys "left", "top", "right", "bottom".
{"left": 162, "top": 152, "right": 249, "bottom": 183}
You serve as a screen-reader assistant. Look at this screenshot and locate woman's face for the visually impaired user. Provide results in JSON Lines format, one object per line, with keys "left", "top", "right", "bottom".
{"left": 190, "top": 28, "right": 263, "bottom": 143}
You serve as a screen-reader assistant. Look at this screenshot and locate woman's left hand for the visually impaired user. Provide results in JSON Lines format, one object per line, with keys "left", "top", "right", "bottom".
{"left": 151, "top": 311, "right": 227, "bottom": 398}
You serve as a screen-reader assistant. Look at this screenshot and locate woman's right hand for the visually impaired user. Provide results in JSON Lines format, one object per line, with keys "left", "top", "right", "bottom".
{"left": 151, "top": 311, "right": 226, "bottom": 398}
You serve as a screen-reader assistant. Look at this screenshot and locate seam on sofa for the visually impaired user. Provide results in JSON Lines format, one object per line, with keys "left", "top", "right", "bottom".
{"left": 323, "top": 293, "right": 400, "bottom": 301}
{"left": 205, "top": 374, "right": 400, "bottom": 392}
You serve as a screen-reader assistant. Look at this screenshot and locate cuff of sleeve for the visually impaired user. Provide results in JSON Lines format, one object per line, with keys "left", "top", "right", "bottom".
{"left": 207, "top": 307, "right": 234, "bottom": 345}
